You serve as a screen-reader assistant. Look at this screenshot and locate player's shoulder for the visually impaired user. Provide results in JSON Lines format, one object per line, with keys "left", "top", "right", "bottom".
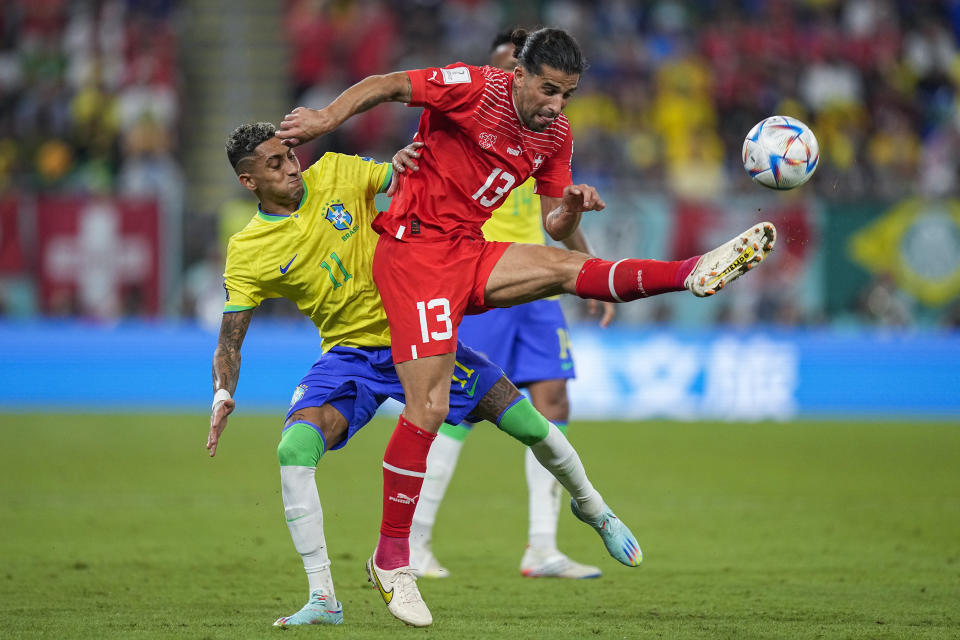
{"left": 227, "top": 212, "right": 263, "bottom": 241}
{"left": 309, "top": 152, "right": 385, "bottom": 173}
{"left": 477, "top": 64, "right": 510, "bottom": 82}
{"left": 226, "top": 216, "right": 261, "bottom": 249}
{"left": 306, "top": 152, "right": 387, "bottom": 190}
{"left": 224, "top": 217, "right": 265, "bottom": 269}
{"left": 424, "top": 62, "right": 498, "bottom": 87}
{"left": 303, "top": 152, "right": 340, "bottom": 179}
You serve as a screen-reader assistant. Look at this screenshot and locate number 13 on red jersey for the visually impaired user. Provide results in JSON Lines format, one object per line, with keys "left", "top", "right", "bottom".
{"left": 472, "top": 168, "right": 516, "bottom": 207}
{"left": 416, "top": 298, "right": 453, "bottom": 343}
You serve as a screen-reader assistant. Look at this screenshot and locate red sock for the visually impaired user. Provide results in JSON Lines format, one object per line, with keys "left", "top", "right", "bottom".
{"left": 375, "top": 415, "right": 436, "bottom": 570}
{"left": 575, "top": 256, "right": 700, "bottom": 302}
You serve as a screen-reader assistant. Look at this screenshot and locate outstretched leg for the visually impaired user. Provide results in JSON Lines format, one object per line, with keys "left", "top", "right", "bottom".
{"left": 475, "top": 377, "right": 642, "bottom": 568}
{"left": 483, "top": 223, "right": 777, "bottom": 306}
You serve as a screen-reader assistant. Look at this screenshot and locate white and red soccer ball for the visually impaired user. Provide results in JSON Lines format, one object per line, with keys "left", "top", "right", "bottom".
{"left": 742, "top": 115, "right": 819, "bottom": 190}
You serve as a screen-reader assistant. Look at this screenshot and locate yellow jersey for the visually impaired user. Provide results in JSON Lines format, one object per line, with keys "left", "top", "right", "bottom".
{"left": 223, "top": 153, "right": 393, "bottom": 352}
{"left": 480, "top": 178, "right": 545, "bottom": 245}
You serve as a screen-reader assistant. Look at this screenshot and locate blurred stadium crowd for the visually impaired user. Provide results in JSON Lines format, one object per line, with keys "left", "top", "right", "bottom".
{"left": 0, "top": 0, "right": 178, "bottom": 197}
{"left": 1, "top": 0, "right": 959, "bottom": 328}
{"left": 285, "top": 0, "right": 960, "bottom": 200}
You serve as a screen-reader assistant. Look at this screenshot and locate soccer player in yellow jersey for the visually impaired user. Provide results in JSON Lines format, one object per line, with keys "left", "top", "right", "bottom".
{"left": 407, "top": 32, "right": 615, "bottom": 581}
{"left": 206, "top": 122, "right": 642, "bottom": 628}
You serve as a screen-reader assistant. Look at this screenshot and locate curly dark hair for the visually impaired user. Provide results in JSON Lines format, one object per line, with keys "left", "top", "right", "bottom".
{"left": 226, "top": 122, "right": 277, "bottom": 172}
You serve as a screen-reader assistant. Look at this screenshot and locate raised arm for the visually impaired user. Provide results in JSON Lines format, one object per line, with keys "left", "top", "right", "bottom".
{"left": 276, "top": 72, "right": 413, "bottom": 147}
{"left": 207, "top": 308, "right": 253, "bottom": 457}
{"left": 539, "top": 184, "right": 606, "bottom": 242}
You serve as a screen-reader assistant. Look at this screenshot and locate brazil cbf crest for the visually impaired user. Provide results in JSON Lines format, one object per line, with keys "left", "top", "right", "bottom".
{"left": 290, "top": 384, "right": 308, "bottom": 407}
{"left": 324, "top": 202, "right": 353, "bottom": 231}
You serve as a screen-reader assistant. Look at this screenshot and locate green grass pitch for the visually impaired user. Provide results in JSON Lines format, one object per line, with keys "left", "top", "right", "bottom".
{"left": 1, "top": 413, "right": 958, "bottom": 639}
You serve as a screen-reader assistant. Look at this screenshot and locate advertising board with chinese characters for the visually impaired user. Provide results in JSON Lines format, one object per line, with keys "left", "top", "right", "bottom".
{"left": 0, "top": 322, "right": 956, "bottom": 419}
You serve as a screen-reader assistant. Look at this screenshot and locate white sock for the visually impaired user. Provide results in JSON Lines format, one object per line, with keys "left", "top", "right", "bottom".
{"left": 410, "top": 431, "right": 464, "bottom": 549}
{"left": 525, "top": 446, "right": 562, "bottom": 552}
{"left": 529, "top": 423, "right": 604, "bottom": 520}
{"left": 280, "top": 465, "right": 335, "bottom": 601}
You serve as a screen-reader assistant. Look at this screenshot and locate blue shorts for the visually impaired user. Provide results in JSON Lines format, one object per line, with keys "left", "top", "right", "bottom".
{"left": 284, "top": 342, "right": 502, "bottom": 451}
{"left": 457, "top": 298, "right": 575, "bottom": 386}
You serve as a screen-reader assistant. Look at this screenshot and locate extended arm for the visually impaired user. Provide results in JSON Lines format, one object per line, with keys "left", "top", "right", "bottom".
{"left": 207, "top": 309, "right": 253, "bottom": 457}
{"left": 559, "top": 227, "right": 592, "bottom": 255}
{"left": 276, "top": 72, "right": 413, "bottom": 147}
{"left": 539, "top": 184, "right": 605, "bottom": 242}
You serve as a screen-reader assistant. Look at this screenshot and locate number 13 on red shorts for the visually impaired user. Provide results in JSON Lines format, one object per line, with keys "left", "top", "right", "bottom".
{"left": 372, "top": 234, "right": 511, "bottom": 363}
{"left": 417, "top": 298, "right": 453, "bottom": 344}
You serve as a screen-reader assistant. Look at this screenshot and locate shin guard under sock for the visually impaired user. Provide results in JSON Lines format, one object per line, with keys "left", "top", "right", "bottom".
{"left": 376, "top": 415, "right": 436, "bottom": 569}
{"left": 575, "top": 256, "right": 699, "bottom": 302}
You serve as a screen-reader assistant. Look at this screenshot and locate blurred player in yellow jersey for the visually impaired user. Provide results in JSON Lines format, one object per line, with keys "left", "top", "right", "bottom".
{"left": 206, "top": 122, "right": 642, "bottom": 628}
{"left": 407, "top": 32, "right": 616, "bottom": 580}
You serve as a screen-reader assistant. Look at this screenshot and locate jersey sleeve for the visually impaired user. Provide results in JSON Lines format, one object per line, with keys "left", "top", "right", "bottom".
{"left": 533, "top": 127, "right": 574, "bottom": 199}
{"left": 365, "top": 156, "right": 393, "bottom": 195}
{"left": 331, "top": 153, "right": 393, "bottom": 196}
{"left": 222, "top": 238, "right": 270, "bottom": 312}
{"left": 406, "top": 63, "right": 485, "bottom": 114}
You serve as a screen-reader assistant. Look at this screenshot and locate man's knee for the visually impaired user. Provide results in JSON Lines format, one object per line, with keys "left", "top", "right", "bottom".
{"left": 529, "top": 380, "right": 570, "bottom": 423}
{"left": 407, "top": 399, "right": 449, "bottom": 431}
{"left": 277, "top": 422, "right": 326, "bottom": 467}
{"left": 285, "top": 404, "right": 348, "bottom": 451}
{"left": 537, "top": 395, "right": 569, "bottom": 424}
{"left": 496, "top": 397, "right": 550, "bottom": 446}
{"left": 396, "top": 354, "right": 457, "bottom": 431}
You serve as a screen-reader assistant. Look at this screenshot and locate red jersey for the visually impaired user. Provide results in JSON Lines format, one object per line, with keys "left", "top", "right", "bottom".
{"left": 371, "top": 63, "right": 574, "bottom": 242}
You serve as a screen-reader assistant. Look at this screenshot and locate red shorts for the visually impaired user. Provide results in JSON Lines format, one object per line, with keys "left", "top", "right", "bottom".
{"left": 373, "top": 234, "right": 511, "bottom": 363}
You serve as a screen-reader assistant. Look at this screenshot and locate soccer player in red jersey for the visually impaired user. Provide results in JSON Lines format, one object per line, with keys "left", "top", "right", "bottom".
{"left": 277, "top": 27, "right": 776, "bottom": 625}
{"left": 404, "top": 32, "right": 614, "bottom": 582}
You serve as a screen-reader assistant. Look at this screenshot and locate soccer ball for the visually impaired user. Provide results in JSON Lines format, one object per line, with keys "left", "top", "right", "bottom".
{"left": 742, "top": 115, "right": 819, "bottom": 190}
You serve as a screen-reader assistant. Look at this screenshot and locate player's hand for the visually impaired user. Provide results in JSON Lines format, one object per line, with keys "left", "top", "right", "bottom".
{"left": 586, "top": 299, "right": 616, "bottom": 328}
{"left": 276, "top": 107, "right": 335, "bottom": 147}
{"left": 392, "top": 141, "right": 423, "bottom": 174}
{"left": 561, "top": 184, "right": 605, "bottom": 214}
{"left": 387, "top": 142, "right": 424, "bottom": 196}
{"left": 206, "top": 396, "right": 236, "bottom": 458}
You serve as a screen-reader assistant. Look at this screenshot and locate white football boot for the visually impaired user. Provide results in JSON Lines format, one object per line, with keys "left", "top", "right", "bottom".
{"left": 410, "top": 544, "right": 451, "bottom": 579}
{"left": 685, "top": 222, "right": 777, "bottom": 297}
{"left": 521, "top": 547, "right": 602, "bottom": 579}
{"left": 365, "top": 555, "right": 433, "bottom": 627}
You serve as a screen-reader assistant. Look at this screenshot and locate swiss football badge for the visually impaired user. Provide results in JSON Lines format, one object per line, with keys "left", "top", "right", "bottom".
{"left": 478, "top": 132, "right": 497, "bottom": 150}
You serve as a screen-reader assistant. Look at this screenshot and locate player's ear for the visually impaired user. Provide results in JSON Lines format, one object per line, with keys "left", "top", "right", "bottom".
{"left": 237, "top": 172, "right": 257, "bottom": 193}
{"left": 513, "top": 64, "right": 525, "bottom": 88}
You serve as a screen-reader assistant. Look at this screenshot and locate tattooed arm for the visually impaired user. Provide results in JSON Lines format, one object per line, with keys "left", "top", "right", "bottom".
{"left": 206, "top": 309, "right": 253, "bottom": 457}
